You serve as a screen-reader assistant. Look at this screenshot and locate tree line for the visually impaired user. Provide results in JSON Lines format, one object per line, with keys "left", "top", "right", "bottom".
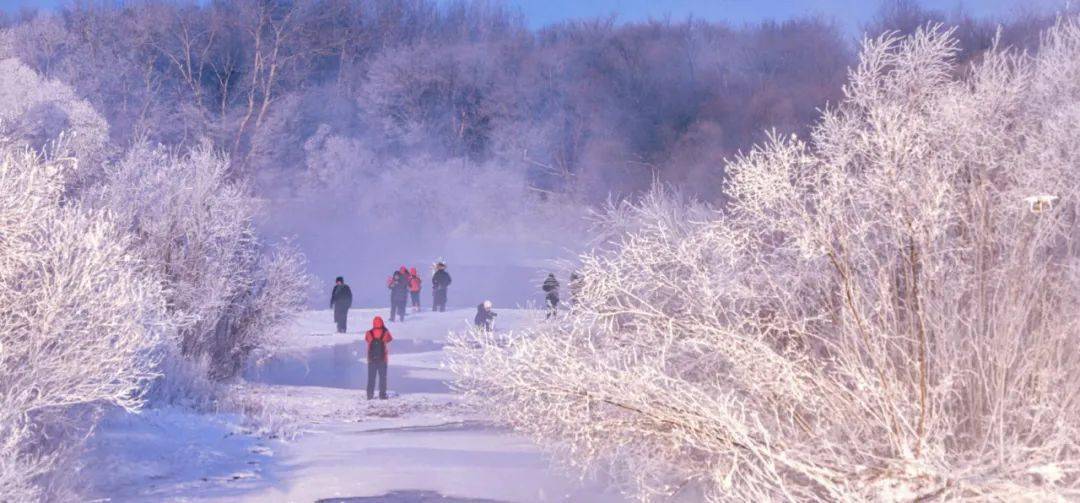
{"left": 2, "top": 0, "right": 1057, "bottom": 206}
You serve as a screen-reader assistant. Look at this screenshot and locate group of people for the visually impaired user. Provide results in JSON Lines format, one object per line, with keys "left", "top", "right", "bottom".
{"left": 330, "top": 263, "right": 454, "bottom": 332}
{"left": 330, "top": 266, "right": 584, "bottom": 400}
{"left": 541, "top": 271, "right": 582, "bottom": 319}
{"left": 386, "top": 262, "right": 452, "bottom": 321}
{"left": 471, "top": 271, "right": 583, "bottom": 331}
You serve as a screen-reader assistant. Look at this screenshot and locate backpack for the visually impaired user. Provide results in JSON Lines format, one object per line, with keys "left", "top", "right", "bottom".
{"left": 369, "top": 330, "right": 387, "bottom": 362}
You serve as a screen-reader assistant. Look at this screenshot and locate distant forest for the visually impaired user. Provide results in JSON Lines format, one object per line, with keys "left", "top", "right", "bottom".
{"left": 0, "top": 1, "right": 1062, "bottom": 204}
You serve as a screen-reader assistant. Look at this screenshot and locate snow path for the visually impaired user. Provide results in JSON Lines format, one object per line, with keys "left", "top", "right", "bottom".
{"left": 82, "top": 309, "right": 625, "bottom": 502}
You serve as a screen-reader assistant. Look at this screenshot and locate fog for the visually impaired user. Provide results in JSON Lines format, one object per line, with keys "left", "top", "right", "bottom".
{"left": 259, "top": 194, "right": 574, "bottom": 309}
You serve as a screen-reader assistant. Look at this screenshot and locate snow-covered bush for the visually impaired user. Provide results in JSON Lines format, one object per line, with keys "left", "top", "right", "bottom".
{"left": 95, "top": 142, "right": 308, "bottom": 381}
{"left": 450, "top": 21, "right": 1080, "bottom": 501}
{"left": 0, "top": 58, "right": 110, "bottom": 186}
{"left": 0, "top": 147, "right": 168, "bottom": 501}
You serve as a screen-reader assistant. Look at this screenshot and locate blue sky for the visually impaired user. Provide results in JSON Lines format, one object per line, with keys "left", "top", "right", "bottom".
{"left": 1, "top": 0, "right": 1069, "bottom": 33}
{"left": 510, "top": 0, "right": 1066, "bottom": 30}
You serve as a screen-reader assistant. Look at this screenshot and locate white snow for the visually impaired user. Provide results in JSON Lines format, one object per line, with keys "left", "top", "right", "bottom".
{"left": 81, "top": 308, "right": 624, "bottom": 502}
{"left": 81, "top": 406, "right": 276, "bottom": 502}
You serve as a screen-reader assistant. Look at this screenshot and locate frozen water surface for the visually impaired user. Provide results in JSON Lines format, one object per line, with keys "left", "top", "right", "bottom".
{"left": 82, "top": 308, "right": 626, "bottom": 502}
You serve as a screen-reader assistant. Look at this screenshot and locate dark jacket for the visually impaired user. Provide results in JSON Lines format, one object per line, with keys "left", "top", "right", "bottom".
{"left": 331, "top": 284, "right": 353, "bottom": 308}
{"left": 432, "top": 269, "right": 452, "bottom": 291}
{"left": 474, "top": 304, "right": 497, "bottom": 328}
{"left": 388, "top": 272, "right": 410, "bottom": 302}
{"left": 542, "top": 276, "right": 560, "bottom": 299}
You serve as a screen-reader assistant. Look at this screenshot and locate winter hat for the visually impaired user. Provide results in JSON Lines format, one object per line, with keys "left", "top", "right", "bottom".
{"left": 483, "top": 300, "right": 493, "bottom": 309}
{"left": 335, "top": 276, "right": 344, "bottom": 283}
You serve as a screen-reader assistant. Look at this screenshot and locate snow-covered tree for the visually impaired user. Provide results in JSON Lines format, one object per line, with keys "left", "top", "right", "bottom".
{"left": 0, "top": 58, "right": 110, "bottom": 185}
{"left": 0, "top": 146, "right": 168, "bottom": 501}
{"left": 94, "top": 142, "right": 308, "bottom": 380}
{"left": 450, "top": 20, "right": 1080, "bottom": 501}
{"left": 0, "top": 49, "right": 307, "bottom": 500}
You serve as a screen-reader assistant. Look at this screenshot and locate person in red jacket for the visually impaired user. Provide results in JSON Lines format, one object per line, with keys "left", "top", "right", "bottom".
{"left": 408, "top": 267, "right": 422, "bottom": 313}
{"left": 365, "top": 316, "right": 393, "bottom": 400}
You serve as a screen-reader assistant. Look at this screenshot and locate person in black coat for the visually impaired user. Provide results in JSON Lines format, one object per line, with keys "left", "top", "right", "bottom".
{"left": 388, "top": 268, "right": 410, "bottom": 322}
{"left": 330, "top": 276, "right": 353, "bottom": 333}
{"left": 431, "top": 262, "right": 452, "bottom": 312}
{"left": 543, "top": 273, "right": 560, "bottom": 319}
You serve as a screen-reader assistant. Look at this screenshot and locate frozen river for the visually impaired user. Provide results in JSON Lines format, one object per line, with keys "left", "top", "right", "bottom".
{"left": 82, "top": 308, "right": 625, "bottom": 503}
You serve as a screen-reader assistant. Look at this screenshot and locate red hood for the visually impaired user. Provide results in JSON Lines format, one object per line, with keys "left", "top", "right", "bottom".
{"left": 409, "top": 267, "right": 418, "bottom": 275}
{"left": 371, "top": 316, "right": 385, "bottom": 329}
{"left": 399, "top": 266, "right": 408, "bottom": 274}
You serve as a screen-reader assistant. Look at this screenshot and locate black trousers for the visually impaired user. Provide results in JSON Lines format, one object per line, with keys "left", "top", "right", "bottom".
{"left": 390, "top": 299, "right": 407, "bottom": 321}
{"left": 334, "top": 305, "right": 349, "bottom": 333}
{"left": 367, "top": 360, "right": 388, "bottom": 399}
{"left": 410, "top": 291, "right": 421, "bottom": 308}
{"left": 433, "top": 289, "right": 447, "bottom": 312}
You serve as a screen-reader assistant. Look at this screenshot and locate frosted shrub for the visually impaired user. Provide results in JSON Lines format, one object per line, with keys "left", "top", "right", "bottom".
{"left": 450, "top": 21, "right": 1080, "bottom": 501}
{"left": 0, "top": 58, "right": 110, "bottom": 186}
{"left": 96, "top": 143, "right": 308, "bottom": 380}
{"left": 0, "top": 147, "right": 167, "bottom": 500}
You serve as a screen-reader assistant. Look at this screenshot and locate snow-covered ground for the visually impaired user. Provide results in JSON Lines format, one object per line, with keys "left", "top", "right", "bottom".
{"left": 82, "top": 308, "right": 625, "bottom": 502}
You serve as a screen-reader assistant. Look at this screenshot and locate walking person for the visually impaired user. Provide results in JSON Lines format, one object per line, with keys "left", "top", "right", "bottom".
{"left": 330, "top": 276, "right": 353, "bottom": 333}
{"left": 543, "top": 273, "right": 560, "bottom": 319}
{"left": 431, "top": 262, "right": 452, "bottom": 312}
{"left": 365, "top": 316, "right": 393, "bottom": 400}
{"left": 474, "top": 300, "right": 497, "bottom": 331}
{"left": 408, "top": 267, "right": 422, "bottom": 313}
{"left": 568, "top": 272, "right": 583, "bottom": 306}
{"left": 387, "top": 268, "right": 409, "bottom": 322}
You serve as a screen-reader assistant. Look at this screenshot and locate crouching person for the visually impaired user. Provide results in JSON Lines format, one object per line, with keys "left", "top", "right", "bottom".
{"left": 474, "top": 300, "right": 497, "bottom": 331}
{"left": 365, "top": 316, "right": 393, "bottom": 400}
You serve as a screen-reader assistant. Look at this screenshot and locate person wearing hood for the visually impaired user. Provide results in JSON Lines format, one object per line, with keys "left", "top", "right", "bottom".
{"left": 474, "top": 300, "right": 497, "bottom": 331}
{"left": 542, "top": 273, "right": 560, "bottom": 319}
{"left": 408, "top": 267, "right": 422, "bottom": 313}
{"left": 431, "top": 262, "right": 452, "bottom": 312}
{"left": 330, "top": 276, "right": 353, "bottom": 333}
{"left": 364, "top": 316, "right": 393, "bottom": 400}
{"left": 387, "top": 268, "right": 410, "bottom": 322}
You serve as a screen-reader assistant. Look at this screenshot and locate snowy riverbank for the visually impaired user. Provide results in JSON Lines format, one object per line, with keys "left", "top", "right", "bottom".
{"left": 80, "top": 308, "right": 624, "bottom": 502}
